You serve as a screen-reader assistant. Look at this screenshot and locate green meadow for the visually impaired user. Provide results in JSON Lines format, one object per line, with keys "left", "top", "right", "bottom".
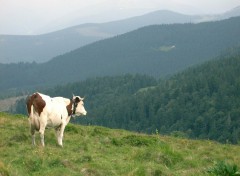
{"left": 0, "top": 112, "right": 239, "bottom": 176}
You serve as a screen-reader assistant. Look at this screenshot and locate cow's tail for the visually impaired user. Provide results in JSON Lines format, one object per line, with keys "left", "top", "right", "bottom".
{"left": 26, "top": 95, "right": 34, "bottom": 118}
{"left": 30, "top": 105, "right": 34, "bottom": 118}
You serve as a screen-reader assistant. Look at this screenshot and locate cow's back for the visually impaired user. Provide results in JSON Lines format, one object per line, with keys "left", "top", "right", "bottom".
{"left": 27, "top": 93, "right": 69, "bottom": 128}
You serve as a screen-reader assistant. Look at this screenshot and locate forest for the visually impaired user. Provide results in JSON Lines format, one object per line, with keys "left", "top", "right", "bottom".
{"left": 13, "top": 49, "right": 240, "bottom": 144}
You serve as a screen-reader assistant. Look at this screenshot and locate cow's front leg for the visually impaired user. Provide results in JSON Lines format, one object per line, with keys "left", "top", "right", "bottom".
{"left": 55, "top": 126, "right": 62, "bottom": 146}
{"left": 56, "top": 124, "right": 66, "bottom": 147}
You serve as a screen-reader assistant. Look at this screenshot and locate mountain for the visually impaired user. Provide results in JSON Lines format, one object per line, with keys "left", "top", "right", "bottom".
{"left": 1, "top": 7, "right": 240, "bottom": 64}
{"left": 0, "top": 25, "right": 111, "bottom": 63}
{"left": 192, "top": 5, "right": 240, "bottom": 23}
{"left": 0, "top": 112, "right": 239, "bottom": 175}
{"left": 221, "top": 5, "right": 240, "bottom": 19}
{"left": 0, "top": 10, "right": 196, "bottom": 63}
{"left": 1, "top": 17, "right": 240, "bottom": 94}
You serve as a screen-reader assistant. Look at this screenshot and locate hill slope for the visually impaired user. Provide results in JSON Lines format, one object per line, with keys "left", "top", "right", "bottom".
{"left": 74, "top": 49, "right": 240, "bottom": 144}
{"left": 1, "top": 17, "right": 240, "bottom": 93}
{"left": 0, "top": 112, "right": 239, "bottom": 175}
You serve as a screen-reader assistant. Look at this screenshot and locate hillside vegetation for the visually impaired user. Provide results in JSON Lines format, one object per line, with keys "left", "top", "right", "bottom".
{"left": 1, "top": 17, "right": 240, "bottom": 93}
{"left": 75, "top": 49, "right": 240, "bottom": 144}
{"left": 0, "top": 112, "right": 239, "bottom": 176}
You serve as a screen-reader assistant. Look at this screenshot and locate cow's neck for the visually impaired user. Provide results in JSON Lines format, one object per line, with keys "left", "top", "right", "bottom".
{"left": 66, "top": 99, "right": 74, "bottom": 116}
{"left": 66, "top": 98, "right": 79, "bottom": 117}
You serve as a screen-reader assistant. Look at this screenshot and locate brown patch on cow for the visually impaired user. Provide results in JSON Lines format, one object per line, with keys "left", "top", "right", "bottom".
{"left": 66, "top": 99, "right": 73, "bottom": 116}
{"left": 26, "top": 93, "right": 46, "bottom": 116}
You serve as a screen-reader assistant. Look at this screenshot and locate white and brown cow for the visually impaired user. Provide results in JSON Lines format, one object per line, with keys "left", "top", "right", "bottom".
{"left": 26, "top": 92, "right": 87, "bottom": 147}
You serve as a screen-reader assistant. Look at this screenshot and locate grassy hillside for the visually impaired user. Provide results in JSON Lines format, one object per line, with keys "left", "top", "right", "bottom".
{"left": 1, "top": 113, "right": 239, "bottom": 175}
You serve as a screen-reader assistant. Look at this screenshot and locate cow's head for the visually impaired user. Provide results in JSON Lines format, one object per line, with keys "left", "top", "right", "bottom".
{"left": 72, "top": 95, "right": 87, "bottom": 116}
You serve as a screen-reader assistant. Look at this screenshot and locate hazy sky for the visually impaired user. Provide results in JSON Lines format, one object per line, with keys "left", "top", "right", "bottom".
{"left": 0, "top": 0, "right": 239, "bottom": 35}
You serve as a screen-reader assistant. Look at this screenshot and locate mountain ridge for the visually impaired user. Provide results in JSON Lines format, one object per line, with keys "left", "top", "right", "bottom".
{"left": 0, "top": 17, "right": 240, "bottom": 93}
{"left": 0, "top": 7, "right": 240, "bottom": 63}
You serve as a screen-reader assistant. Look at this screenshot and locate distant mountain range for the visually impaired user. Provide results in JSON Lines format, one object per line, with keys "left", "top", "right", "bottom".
{"left": 0, "top": 6, "right": 240, "bottom": 63}
{"left": 0, "top": 17, "right": 240, "bottom": 93}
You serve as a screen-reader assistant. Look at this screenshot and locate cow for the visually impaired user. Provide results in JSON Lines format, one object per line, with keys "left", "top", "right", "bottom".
{"left": 26, "top": 92, "right": 87, "bottom": 147}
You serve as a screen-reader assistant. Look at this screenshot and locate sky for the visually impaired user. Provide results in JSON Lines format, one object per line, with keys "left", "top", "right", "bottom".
{"left": 0, "top": 0, "right": 239, "bottom": 35}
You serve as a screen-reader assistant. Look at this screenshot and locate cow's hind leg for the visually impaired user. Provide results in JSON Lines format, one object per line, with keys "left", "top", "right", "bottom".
{"left": 31, "top": 125, "right": 36, "bottom": 146}
{"left": 39, "top": 123, "right": 46, "bottom": 147}
{"left": 39, "top": 131, "right": 45, "bottom": 147}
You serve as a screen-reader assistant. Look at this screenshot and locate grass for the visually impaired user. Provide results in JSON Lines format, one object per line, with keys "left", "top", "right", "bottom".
{"left": 207, "top": 161, "right": 240, "bottom": 175}
{"left": 0, "top": 112, "right": 239, "bottom": 176}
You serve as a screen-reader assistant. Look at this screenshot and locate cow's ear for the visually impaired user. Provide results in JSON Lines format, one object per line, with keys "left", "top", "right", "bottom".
{"left": 72, "top": 93, "right": 75, "bottom": 98}
{"left": 79, "top": 96, "right": 85, "bottom": 101}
